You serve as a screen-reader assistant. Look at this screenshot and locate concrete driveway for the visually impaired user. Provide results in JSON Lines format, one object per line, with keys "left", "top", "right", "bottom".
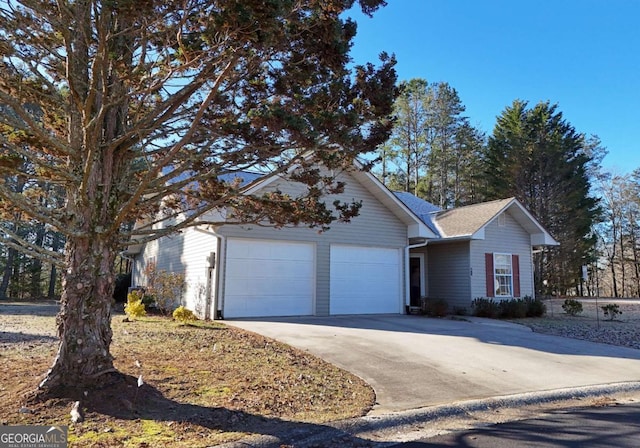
{"left": 225, "top": 315, "right": 640, "bottom": 414}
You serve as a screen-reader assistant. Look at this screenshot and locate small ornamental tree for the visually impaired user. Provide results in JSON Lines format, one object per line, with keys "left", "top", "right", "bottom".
{"left": 143, "top": 262, "right": 185, "bottom": 315}
{"left": 0, "top": 0, "right": 396, "bottom": 392}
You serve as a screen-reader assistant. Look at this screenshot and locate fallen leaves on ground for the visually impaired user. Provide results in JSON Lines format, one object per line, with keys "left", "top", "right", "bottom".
{"left": 0, "top": 314, "right": 374, "bottom": 447}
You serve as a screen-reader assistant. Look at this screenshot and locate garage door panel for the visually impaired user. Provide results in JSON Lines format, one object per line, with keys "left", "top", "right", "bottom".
{"left": 228, "top": 242, "right": 311, "bottom": 260}
{"left": 330, "top": 245, "right": 401, "bottom": 315}
{"left": 224, "top": 239, "right": 314, "bottom": 318}
{"left": 226, "top": 260, "right": 313, "bottom": 280}
{"left": 227, "top": 280, "right": 311, "bottom": 297}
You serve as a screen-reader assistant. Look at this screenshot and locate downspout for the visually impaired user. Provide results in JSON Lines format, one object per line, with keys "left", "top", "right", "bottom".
{"left": 119, "top": 252, "right": 135, "bottom": 286}
{"left": 213, "top": 233, "right": 225, "bottom": 320}
{"left": 532, "top": 247, "right": 544, "bottom": 299}
{"left": 405, "top": 239, "right": 429, "bottom": 314}
{"left": 194, "top": 225, "right": 225, "bottom": 320}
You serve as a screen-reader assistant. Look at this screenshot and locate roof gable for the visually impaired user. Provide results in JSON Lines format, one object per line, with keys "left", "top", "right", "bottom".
{"left": 226, "top": 164, "right": 438, "bottom": 240}
{"left": 433, "top": 198, "right": 514, "bottom": 238}
{"left": 394, "top": 194, "right": 558, "bottom": 246}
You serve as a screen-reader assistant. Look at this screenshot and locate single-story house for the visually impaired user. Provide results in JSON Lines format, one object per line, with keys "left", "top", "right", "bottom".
{"left": 128, "top": 165, "right": 558, "bottom": 319}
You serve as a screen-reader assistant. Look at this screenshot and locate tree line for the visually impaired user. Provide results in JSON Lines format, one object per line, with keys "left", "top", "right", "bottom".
{"left": 376, "top": 77, "right": 637, "bottom": 298}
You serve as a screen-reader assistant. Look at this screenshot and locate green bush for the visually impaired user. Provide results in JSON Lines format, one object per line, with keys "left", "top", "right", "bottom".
{"left": 471, "top": 298, "right": 501, "bottom": 318}
{"left": 422, "top": 298, "right": 448, "bottom": 317}
{"left": 141, "top": 293, "right": 155, "bottom": 307}
{"left": 524, "top": 296, "right": 546, "bottom": 317}
{"left": 499, "top": 298, "right": 528, "bottom": 318}
{"left": 601, "top": 304, "right": 622, "bottom": 321}
{"left": 113, "top": 273, "right": 132, "bottom": 303}
{"left": 472, "top": 296, "right": 545, "bottom": 319}
{"left": 562, "top": 299, "right": 583, "bottom": 316}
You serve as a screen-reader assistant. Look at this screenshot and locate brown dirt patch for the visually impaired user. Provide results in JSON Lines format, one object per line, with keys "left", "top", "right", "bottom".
{"left": 0, "top": 302, "right": 374, "bottom": 447}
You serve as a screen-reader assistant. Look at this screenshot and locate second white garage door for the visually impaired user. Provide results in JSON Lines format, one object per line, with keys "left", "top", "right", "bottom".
{"left": 223, "top": 238, "right": 315, "bottom": 318}
{"left": 330, "top": 245, "right": 402, "bottom": 315}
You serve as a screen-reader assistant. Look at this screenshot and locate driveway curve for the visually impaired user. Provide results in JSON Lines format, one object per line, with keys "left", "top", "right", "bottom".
{"left": 225, "top": 315, "right": 640, "bottom": 414}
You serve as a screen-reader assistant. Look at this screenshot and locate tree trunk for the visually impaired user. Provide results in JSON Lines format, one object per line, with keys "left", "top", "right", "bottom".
{"left": 29, "top": 223, "right": 46, "bottom": 298}
{"left": 48, "top": 264, "right": 58, "bottom": 299}
{"left": 39, "top": 236, "right": 117, "bottom": 390}
{"left": 48, "top": 232, "right": 63, "bottom": 299}
{"left": 0, "top": 245, "right": 16, "bottom": 299}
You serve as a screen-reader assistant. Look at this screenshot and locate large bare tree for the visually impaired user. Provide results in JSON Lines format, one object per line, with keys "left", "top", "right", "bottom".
{"left": 0, "top": 0, "right": 396, "bottom": 391}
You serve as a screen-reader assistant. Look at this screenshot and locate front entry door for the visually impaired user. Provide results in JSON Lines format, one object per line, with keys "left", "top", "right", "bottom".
{"left": 409, "top": 255, "right": 425, "bottom": 307}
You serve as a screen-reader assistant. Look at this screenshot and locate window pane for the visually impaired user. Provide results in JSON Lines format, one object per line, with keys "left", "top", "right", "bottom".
{"left": 496, "top": 275, "right": 512, "bottom": 296}
{"left": 495, "top": 254, "right": 511, "bottom": 269}
{"left": 494, "top": 254, "right": 513, "bottom": 297}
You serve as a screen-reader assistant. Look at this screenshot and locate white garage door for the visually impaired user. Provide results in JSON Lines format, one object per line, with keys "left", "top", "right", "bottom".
{"left": 223, "top": 239, "right": 314, "bottom": 318}
{"left": 330, "top": 245, "right": 402, "bottom": 315}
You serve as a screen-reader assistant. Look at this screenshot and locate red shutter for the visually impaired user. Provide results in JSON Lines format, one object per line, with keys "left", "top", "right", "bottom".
{"left": 485, "top": 253, "right": 494, "bottom": 297}
{"left": 512, "top": 255, "right": 521, "bottom": 297}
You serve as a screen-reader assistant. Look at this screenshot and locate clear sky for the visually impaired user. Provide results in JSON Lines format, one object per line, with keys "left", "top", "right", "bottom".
{"left": 347, "top": 0, "right": 640, "bottom": 174}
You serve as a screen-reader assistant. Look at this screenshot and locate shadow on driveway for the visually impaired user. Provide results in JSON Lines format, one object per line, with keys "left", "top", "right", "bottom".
{"left": 227, "top": 314, "right": 640, "bottom": 360}
{"left": 226, "top": 315, "right": 640, "bottom": 413}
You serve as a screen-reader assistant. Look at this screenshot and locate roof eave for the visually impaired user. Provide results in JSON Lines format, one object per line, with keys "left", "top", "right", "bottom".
{"left": 531, "top": 233, "right": 560, "bottom": 246}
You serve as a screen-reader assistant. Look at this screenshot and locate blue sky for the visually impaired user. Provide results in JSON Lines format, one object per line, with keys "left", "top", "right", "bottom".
{"left": 347, "top": 0, "right": 640, "bottom": 174}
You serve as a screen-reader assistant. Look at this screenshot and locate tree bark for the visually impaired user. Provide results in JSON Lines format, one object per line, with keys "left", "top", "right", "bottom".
{"left": 0, "top": 246, "right": 16, "bottom": 300}
{"left": 39, "top": 235, "right": 117, "bottom": 390}
{"left": 29, "top": 223, "right": 46, "bottom": 298}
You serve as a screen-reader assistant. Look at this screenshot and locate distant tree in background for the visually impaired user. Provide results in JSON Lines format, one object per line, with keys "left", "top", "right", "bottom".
{"left": 593, "top": 170, "right": 640, "bottom": 298}
{"left": 483, "top": 100, "right": 601, "bottom": 296}
{"left": 378, "top": 78, "right": 484, "bottom": 207}
{"left": 380, "top": 78, "right": 429, "bottom": 194}
{"left": 434, "top": 120, "right": 485, "bottom": 206}
{"left": 0, "top": 138, "right": 65, "bottom": 300}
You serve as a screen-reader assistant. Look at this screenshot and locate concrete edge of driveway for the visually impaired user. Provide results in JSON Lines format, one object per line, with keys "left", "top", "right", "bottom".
{"left": 218, "top": 382, "right": 640, "bottom": 448}
{"left": 338, "top": 381, "right": 640, "bottom": 435}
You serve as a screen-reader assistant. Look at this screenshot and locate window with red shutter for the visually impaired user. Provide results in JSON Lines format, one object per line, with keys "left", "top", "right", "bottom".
{"left": 512, "top": 255, "right": 520, "bottom": 297}
{"left": 485, "top": 253, "right": 494, "bottom": 297}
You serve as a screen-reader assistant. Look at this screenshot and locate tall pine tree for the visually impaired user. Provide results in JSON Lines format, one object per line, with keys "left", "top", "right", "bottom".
{"left": 484, "top": 100, "right": 600, "bottom": 295}
{"left": 379, "top": 78, "right": 484, "bottom": 207}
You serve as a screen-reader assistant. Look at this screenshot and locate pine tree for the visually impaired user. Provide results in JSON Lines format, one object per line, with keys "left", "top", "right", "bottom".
{"left": 378, "top": 79, "right": 483, "bottom": 206}
{"left": 0, "top": 0, "right": 396, "bottom": 391}
{"left": 384, "top": 78, "right": 430, "bottom": 193}
{"left": 484, "top": 100, "right": 600, "bottom": 294}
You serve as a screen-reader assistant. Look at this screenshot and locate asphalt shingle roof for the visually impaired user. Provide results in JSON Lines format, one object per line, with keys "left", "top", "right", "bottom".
{"left": 393, "top": 193, "right": 517, "bottom": 239}
{"left": 432, "top": 198, "right": 514, "bottom": 238}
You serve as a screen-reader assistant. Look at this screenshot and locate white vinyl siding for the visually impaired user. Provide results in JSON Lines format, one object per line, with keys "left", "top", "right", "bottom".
{"left": 133, "top": 227, "right": 217, "bottom": 319}
{"left": 133, "top": 232, "right": 186, "bottom": 288}
{"left": 180, "top": 228, "right": 218, "bottom": 319}
{"left": 329, "top": 245, "right": 402, "bottom": 314}
{"left": 216, "top": 170, "right": 408, "bottom": 316}
{"left": 471, "top": 211, "right": 533, "bottom": 300}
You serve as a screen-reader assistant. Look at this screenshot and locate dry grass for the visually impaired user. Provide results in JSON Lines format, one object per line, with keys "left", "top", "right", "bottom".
{"left": 512, "top": 298, "right": 640, "bottom": 350}
{"left": 0, "top": 304, "right": 374, "bottom": 447}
